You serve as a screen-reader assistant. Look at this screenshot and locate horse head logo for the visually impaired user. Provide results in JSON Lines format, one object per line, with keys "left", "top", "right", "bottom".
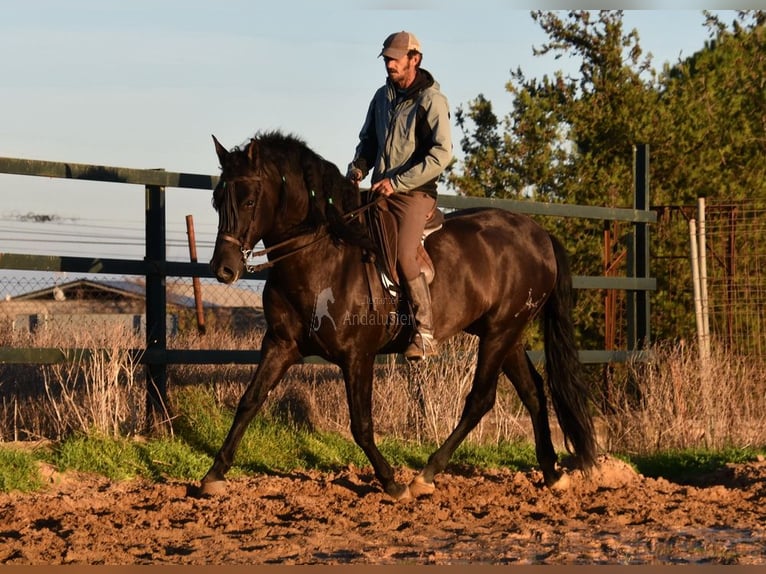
{"left": 312, "top": 287, "right": 337, "bottom": 332}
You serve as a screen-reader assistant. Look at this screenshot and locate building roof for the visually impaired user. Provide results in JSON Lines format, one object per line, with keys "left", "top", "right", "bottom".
{"left": 6, "top": 278, "right": 263, "bottom": 309}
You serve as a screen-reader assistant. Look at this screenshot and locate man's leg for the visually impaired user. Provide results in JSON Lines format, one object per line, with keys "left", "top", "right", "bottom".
{"left": 386, "top": 192, "right": 437, "bottom": 360}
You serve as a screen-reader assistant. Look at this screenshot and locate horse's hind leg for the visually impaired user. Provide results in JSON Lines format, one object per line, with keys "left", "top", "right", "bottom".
{"left": 341, "top": 353, "right": 408, "bottom": 500}
{"left": 409, "top": 336, "right": 506, "bottom": 496}
{"left": 199, "top": 334, "right": 299, "bottom": 496}
{"left": 502, "top": 343, "right": 565, "bottom": 489}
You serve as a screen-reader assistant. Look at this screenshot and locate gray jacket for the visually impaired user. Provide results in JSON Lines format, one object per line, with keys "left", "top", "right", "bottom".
{"left": 350, "top": 68, "right": 452, "bottom": 198}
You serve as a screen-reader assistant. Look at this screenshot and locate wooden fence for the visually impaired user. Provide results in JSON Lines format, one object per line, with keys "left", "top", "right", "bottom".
{"left": 0, "top": 145, "right": 656, "bottom": 428}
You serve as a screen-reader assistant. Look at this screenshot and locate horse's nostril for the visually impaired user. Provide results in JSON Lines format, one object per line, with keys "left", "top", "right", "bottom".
{"left": 216, "top": 266, "right": 238, "bottom": 284}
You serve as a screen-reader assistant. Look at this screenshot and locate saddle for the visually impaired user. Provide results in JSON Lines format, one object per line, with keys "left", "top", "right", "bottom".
{"left": 362, "top": 190, "right": 444, "bottom": 289}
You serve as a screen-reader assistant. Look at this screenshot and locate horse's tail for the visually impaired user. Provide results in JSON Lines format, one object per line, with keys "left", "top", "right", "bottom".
{"left": 542, "top": 234, "right": 598, "bottom": 469}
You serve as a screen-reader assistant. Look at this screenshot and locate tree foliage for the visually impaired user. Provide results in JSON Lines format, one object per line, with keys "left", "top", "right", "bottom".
{"left": 447, "top": 10, "right": 766, "bottom": 347}
{"left": 654, "top": 11, "right": 766, "bottom": 206}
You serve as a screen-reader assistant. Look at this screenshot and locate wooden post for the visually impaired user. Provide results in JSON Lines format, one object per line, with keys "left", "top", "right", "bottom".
{"left": 185, "top": 215, "right": 206, "bottom": 335}
{"left": 697, "top": 197, "right": 710, "bottom": 359}
{"left": 689, "top": 218, "right": 706, "bottom": 358}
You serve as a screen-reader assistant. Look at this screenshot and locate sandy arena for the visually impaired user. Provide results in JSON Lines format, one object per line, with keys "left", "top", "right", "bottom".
{"left": 1, "top": 455, "right": 764, "bottom": 565}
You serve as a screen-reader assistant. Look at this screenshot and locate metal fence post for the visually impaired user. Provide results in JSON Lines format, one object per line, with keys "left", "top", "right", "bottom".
{"left": 627, "top": 144, "right": 651, "bottom": 350}
{"left": 145, "top": 183, "right": 171, "bottom": 434}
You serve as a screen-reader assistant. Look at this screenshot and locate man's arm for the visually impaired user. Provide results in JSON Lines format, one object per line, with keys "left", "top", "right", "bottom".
{"left": 348, "top": 98, "right": 378, "bottom": 181}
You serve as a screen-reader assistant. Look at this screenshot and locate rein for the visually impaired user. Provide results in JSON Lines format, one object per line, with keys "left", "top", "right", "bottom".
{"left": 221, "top": 190, "right": 384, "bottom": 274}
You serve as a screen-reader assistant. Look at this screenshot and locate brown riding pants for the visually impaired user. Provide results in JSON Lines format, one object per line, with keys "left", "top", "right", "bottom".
{"left": 384, "top": 191, "right": 437, "bottom": 282}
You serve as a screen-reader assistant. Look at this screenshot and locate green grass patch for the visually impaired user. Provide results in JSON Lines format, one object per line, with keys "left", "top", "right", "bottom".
{"left": 41, "top": 433, "right": 212, "bottom": 483}
{"left": 46, "top": 433, "right": 148, "bottom": 481}
{"left": 1, "top": 434, "right": 764, "bottom": 494}
{"left": 2, "top": 417, "right": 538, "bottom": 493}
{"left": 2, "top": 383, "right": 763, "bottom": 494}
{"left": 170, "top": 385, "right": 232, "bottom": 456}
{"left": 138, "top": 439, "right": 212, "bottom": 480}
{"left": 626, "top": 446, "right": 764, "bottom": 483}
{"left": 452, "top": 440, "right": 538, "bottom": 470}
{"left": 0, "top": 448, "right": 44, "bottom": 493}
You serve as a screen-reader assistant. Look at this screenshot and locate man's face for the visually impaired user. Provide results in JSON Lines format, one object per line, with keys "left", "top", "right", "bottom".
{"left": 384, "top": 53, "right": 419, "bottom": 90}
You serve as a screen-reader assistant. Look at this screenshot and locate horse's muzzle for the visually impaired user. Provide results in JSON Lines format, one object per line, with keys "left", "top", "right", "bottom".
{"left": 211, "top": 233, "right": 245, "bottom": 284}
{"left": 210, "top": 252, "right": 242, "bottom": 284}
{"left": 213, "top": 263, "right": 239, "bottom": 284}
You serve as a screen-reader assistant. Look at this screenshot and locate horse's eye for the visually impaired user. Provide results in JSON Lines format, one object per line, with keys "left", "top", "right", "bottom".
{"left": 244, "top": 200, "right": 256, "bottom": 208}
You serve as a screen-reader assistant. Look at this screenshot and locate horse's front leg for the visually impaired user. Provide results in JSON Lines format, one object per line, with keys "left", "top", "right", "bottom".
{"left": 342, "top": 353, "right": 409, "bottom": 500}
{"left": 199, "top": 335, "right": 300, "bottom": 496}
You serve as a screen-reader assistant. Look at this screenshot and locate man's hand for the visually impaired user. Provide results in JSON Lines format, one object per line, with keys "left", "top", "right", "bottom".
{"left": 346, "top": 165, "right": 364, "bottom": 184}
{"left": 371, "top": 178, "right": 395, "bottom": 197}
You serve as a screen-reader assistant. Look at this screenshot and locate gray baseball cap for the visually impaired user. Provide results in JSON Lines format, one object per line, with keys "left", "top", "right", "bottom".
{"left": 379, "top": 31, "right": 421, "bottom": 59}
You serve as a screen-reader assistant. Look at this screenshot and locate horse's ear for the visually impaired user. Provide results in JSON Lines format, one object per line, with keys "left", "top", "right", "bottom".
{"left": 247, "top": 138, "right": 258, "bottom": 166}
{"left": 212, "top": 135, "right": 228, "bottom": 166}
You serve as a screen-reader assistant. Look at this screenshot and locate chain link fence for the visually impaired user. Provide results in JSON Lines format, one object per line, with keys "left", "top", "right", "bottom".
{"left": 0, "top": 272, "right": 265, "bottom": 348}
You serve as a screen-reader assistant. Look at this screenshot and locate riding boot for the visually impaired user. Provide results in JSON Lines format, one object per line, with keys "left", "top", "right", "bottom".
{"left": 404, "top": 272, "right": 437, "bottom": 361}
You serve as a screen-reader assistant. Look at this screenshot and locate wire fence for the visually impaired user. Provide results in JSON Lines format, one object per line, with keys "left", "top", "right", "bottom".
{"left": 0, "top": 176, "right": 266, "bottom": 349}
{"left": 705, "top": 202, "right": 766, "bottom": 357}
{"left": 0, "top": 273, "right": 265, "bottom": 348}
{"left": 652, "top": 200, "right": 766, "bottom": 358}
{"left": 4, "top": 199, "right": 766, "bottom": 360}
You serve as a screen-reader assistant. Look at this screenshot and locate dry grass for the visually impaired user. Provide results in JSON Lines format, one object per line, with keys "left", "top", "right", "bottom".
{"left": 164, "top": 332, "right": 532, "bottom": 446}
{"left": 602, "top": 339, "right": 766, "bottom": 454}
{"left": 2, "top": 322, "right": 766, "bottom": 455}
{"left": 0, "top": 321, "right": 144, "bottom": 441}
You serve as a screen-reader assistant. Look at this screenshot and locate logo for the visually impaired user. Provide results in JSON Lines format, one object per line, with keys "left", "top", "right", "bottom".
{"left": 311, "top": 287, "right": 337, "bottom": 332}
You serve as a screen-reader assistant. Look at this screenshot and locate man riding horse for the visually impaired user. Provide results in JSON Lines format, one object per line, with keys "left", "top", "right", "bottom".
{"left": 347, "top": 31, "right": 452, "bottom": 361}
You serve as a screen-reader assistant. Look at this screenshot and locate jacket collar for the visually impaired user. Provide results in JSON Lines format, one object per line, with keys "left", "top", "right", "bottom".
{"left": 389, "top": 68, "right": 435, "bottom": 102}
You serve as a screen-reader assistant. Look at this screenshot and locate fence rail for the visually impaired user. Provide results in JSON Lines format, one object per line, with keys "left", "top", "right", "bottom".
{"left": 0, "top": 148, "right": 656, "bottom": 429}
{"left": 0, "top": 251, "right": 654, "bottom": 291}
{"left": 0, "top": 156, "right": 217, "bottom": 190}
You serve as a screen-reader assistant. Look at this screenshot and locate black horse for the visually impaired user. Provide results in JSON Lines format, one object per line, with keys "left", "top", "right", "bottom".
{"left": 201, "top": 130, "right": 598, "bottom": 500}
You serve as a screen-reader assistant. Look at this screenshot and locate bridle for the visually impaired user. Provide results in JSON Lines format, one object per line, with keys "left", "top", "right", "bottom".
{"left": 215, "top": 165, "right": 383, "bottom": 274}
{"left": 216, "top": 177, "right": 262, "bottom": 254}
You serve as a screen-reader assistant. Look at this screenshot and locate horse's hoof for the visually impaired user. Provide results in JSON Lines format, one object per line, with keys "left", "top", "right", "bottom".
{"left": 408, "top": 473, "right": 435, "bottom": 498}
{"left": 199, "top": 479, "right": 228, "bottom": 497}
{"left": 549, "top": 472, "right": 571, "bottom": 492}
{"left": 387, "top": 482, "right": 412, "bottom": 502}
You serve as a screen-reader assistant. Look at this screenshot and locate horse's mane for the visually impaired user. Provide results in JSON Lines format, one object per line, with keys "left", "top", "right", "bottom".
{"left": 236, "top": 130, "right": 376, "bottom": 252}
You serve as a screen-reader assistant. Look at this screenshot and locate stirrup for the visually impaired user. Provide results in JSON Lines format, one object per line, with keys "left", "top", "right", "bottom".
{"left": 405, "top": 332, "right": 437, "bottom": 361}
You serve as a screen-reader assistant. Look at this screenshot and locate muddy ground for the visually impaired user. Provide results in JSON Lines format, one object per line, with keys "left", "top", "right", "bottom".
{"left": 0, "top": 456, "right": 764, "bottom": 565}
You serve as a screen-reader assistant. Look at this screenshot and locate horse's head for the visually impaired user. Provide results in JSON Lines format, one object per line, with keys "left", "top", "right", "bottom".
{"left": 209, "top": 134, "right": 295, "bottom": 284}
{"left": 210, "top": 130, "right": 373, "bottom": 284}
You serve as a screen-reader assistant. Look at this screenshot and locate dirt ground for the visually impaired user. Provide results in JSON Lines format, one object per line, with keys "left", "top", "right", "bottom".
{"left": 0, "top": 455, "right": 764, "bottom": 565}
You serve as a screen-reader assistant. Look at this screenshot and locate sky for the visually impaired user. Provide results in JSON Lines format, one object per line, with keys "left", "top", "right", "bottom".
{"left": 0, "top": 1, "right": 745, "bottom": 268}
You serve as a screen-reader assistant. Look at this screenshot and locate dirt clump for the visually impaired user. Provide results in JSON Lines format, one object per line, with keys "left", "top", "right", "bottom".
{"left": 0, "top": 455, "right": 764, "bottom": 565}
